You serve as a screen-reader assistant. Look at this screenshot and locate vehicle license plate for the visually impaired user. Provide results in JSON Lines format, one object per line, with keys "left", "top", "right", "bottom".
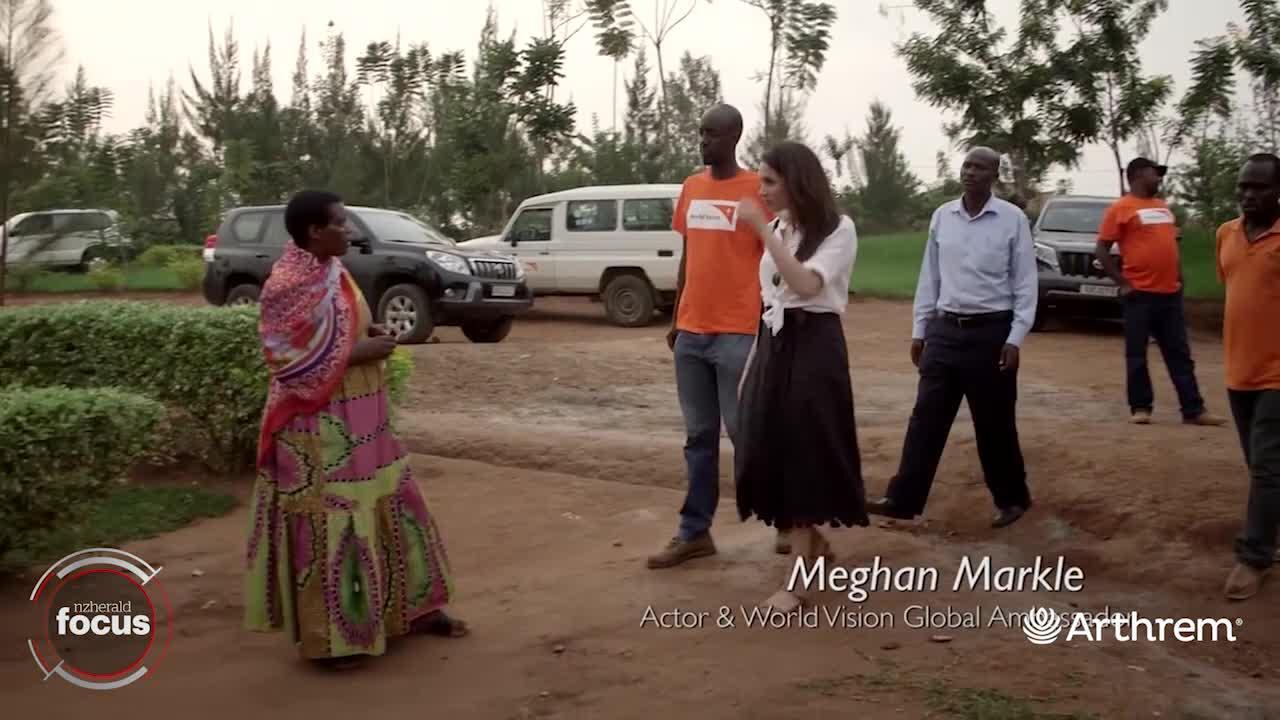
{"left": 1079, "top": 284, "right": 1119, "bottom": 297}
{"left": 492, "top": 285, "right": 516, "bottom": 297}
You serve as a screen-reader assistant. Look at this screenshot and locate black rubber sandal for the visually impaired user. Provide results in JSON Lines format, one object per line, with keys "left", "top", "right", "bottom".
{"left": 413, "top": 610, "right": 470, "bottom": 638}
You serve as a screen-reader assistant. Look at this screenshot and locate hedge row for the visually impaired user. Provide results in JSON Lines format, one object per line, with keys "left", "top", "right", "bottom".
{"left": 0, "top": 386, "right": 166, "bottom": 560}
{"left": 0, "top": 301, "right": 414, "bottom": 472}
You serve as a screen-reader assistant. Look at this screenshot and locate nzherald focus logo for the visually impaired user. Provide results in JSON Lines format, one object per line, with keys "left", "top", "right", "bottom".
{"left": 28, "top": 548, "right": 173, "bottom": 690}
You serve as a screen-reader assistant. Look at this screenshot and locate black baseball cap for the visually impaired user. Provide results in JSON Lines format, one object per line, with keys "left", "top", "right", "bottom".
{"left": 1126, "top": 157, "right": 1168, "bottom": 178}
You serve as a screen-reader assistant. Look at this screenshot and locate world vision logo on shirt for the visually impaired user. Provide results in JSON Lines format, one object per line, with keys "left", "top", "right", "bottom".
{"left": 1137, "top": 208, "right": 1175, "bottom": 225}
{"left": 686, "top": 199, "right": 740, "bottom": 231}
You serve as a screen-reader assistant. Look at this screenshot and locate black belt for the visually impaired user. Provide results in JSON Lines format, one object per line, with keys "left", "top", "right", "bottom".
{"left": 936, "top": 310, "right": 1013, "bottom": 328}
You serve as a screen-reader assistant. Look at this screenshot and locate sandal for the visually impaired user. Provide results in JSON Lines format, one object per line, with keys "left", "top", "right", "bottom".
{"left": 312, "top": 656, "right": 367, "bottom": 671}
{"left": 412, "top": 610, "right": 471, "bottom": 638}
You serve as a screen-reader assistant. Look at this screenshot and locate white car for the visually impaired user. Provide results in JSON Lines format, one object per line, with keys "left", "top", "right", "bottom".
{"left": 2, "top": 209, "right": 132, "bottom": 270}
{"left": 462, "top": 184, "right": 683, "bottom": 327}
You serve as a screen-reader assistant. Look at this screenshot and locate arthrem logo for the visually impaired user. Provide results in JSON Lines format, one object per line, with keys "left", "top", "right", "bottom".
{"left": 1022, "top": 606, "right": 1064, "bottom": 645}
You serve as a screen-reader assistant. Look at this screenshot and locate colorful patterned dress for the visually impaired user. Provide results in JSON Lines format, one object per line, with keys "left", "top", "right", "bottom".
{"left": 243, "top": 241, "right": 453, "bottom": 659}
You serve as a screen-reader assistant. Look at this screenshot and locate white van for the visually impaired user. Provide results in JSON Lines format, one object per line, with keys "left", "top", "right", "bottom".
{"left": 462, "top": 184, "right": 683, "bottom": 326}
{"left": 2, "top": 209, "right": 132, "bottom": 270}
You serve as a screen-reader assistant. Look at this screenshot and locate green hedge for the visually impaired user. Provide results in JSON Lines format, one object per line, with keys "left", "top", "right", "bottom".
{"left": 137, "top": 244, "right": 203, "bottom": 268}
{"left": 0, "top": 301, "right": 414, "bottom": 472}
{"left": 0, "top": 386, "right": 166, "bottom": 560}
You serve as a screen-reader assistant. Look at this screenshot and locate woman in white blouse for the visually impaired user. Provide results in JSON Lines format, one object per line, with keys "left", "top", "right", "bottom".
{"left": 734, "top": 141, "right": 869, "bottom": 612}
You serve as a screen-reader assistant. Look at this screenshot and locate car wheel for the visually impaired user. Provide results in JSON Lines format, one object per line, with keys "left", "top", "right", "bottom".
{"left": 461, "top": 316, "right": 514, "bottom": 343}
{"left": 226, "top": 283, "right": 261, "bottom": 306}
{"left": 377, "top": 283, "right": 434, "bottom": 344}
{"left": 603, "top": 274, "right": 656, "bottom": 327}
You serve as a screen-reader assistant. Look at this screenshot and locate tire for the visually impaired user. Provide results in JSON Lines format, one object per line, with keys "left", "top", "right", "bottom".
{"left": 377, "top": 283, "right": 434, "bottom": 344}
{"left": 602, "top": 273, "right": 656, "bottom": 327}
{"left": 461, "top": 316, "right": 514, "bottom": 343}
{"left": 226, "top": 283, "right": 261, "bottom": 306}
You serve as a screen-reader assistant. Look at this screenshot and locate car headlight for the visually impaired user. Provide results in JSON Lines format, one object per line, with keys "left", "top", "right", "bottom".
{"left": 427, "top": 250, "right": 470, "bottom": 275}
{"left": 513, "top": 259, "right": 525, "bottom": 279}
{"left": 1034, "top": 242, "right": 1059, "bottom": 271}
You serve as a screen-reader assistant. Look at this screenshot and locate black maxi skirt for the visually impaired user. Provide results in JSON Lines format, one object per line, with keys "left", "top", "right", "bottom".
{"left": 734, "top": 308, "right": 869, "bottom": 530}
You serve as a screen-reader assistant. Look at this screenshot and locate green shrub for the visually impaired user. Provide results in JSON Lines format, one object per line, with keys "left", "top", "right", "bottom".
{"left": 138, "top": 244, "right": 202, "bottom": 268}
{"left": 87, "top": 259, "right": 124, "bottom": 291}
{"left": 0, "top": 386, "right": 166, "bottom": 562}
{"left": 7, "top": 262, "right": 50, "bottom": 292}
{"left": 168, "top": 257, "right": 205, "bottom": 290}
{"left": 0, "top": 302, "right": 415, "bottom": 473}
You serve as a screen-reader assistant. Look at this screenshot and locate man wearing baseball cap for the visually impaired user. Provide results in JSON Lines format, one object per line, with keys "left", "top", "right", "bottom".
{"left": 1094, "top": 158, "right": 1226, "bottom": 426}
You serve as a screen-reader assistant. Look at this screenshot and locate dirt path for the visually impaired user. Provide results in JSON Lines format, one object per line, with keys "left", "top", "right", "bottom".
{"left": 2, "top": 297, "right": 1276, "bottom": 718}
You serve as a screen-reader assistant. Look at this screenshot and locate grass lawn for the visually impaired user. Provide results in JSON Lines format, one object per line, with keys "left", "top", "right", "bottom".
{"left": 20, "top": 266, "right": 190, "bottom": 293}
{"left": 853, "top": 228, "right": 1223, "bottom": 301}
{"left": 2, "top": 484, "right": 237, "bottom": 572}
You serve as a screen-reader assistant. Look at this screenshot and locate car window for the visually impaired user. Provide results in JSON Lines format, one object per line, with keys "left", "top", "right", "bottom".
{"left": 12, "top": 215, "right": 53, "bottom": 236}
{"left": 53, "top": 213, "right": 111, "bottom": 234}
{"left": 355, "top": 209, "right": 455, "bottom": 246}
{"left": 261, "top": 212, "right": 291, "bottom": 246}
{"left": 508, "top": 207, "right": 553, "bottom": 242}
{"left": 1038, "top": 202, "right": 1110, "bottom": 234}
{"left": 622, "top": 198, "right": 674, "bottom": 232}
{"left": 232, "top": 212, "right": 268, "bottom": 244}
{"left": 566, "top": 200, "right": 618, "bottom": 232}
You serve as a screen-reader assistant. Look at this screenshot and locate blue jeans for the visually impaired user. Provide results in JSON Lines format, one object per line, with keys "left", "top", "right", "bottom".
{"left": 673, "top": 330, "right": 755, "bottom": 541}
{"left": 1122, "top": 289, "right": 1206, "bottom": 419}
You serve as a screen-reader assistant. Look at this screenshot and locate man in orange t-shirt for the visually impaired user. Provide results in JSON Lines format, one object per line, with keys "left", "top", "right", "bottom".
{"left": 1218, "top": 153, "right": 1280, "bottom": 601}
{"left": 648, "top": 103, "right": 778, "bottom": 569}
{"left": 1094, "top": 157, "right": 1225, "bottom": 427}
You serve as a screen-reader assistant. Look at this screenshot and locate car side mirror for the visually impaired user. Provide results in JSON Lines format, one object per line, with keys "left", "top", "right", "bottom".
{"left": 350, "top": 237, "right": 373, "bottom": 255}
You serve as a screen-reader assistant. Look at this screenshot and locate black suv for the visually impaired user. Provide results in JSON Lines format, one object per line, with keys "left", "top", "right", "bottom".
{"left": 201, "top": 204, "right": 532, "bottom": 343}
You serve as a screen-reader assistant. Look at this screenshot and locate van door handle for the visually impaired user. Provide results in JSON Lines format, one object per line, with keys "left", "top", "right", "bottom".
{"left": 658, "top": 250, "right": 673, "bottom": 257}
{"left": 255, "top": 253, "right": 270, "bottom": 259}
{"left": 538, "top": 251, "right": 551, "bottom": 256}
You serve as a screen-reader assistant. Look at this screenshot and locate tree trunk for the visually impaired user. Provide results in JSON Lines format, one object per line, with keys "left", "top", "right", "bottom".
{"left": 655, "top": 40, "right": 669, "bottom": 146}
{"left": 764, "top": 15, "right": 779, "bottom": 142}
{"left": 1111, "top": 142, "right": 1126, "bottom": 196}
{"left": 612, "top": 59, "right": 618, "bottom": 132}
{"left": 0, "top": 71, "right": 11, "bottom": 306}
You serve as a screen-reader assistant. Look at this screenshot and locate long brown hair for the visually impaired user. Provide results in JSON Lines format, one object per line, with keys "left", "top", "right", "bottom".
{"left": 761, "top": 141, "right": 841, "bottom": 261}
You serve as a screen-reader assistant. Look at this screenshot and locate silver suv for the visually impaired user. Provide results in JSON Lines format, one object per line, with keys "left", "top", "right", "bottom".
{"left": 1032, "top": 194, "right": 1123, "bottom": 329}
{"left": 1, "top": 209, "right": 132, "bottom": 271}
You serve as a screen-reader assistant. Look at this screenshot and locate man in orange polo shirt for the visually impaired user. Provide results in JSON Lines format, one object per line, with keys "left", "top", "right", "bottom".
{"left": 1095, "top": 157, "right": 1225, "bottom": 426}
{"left": 1219, "top": 153, "right": 1280, "bottom": 601}
{"left": 648, "top": 103, "right": 778, "bottom": 569}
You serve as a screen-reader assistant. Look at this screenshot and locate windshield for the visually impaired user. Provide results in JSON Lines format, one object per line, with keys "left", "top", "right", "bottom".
{"left": 1038, "top": 201, "right": 1110, "bottom": 234}
{"left": 357, "top": 210, "right": 456, "bottom": 247}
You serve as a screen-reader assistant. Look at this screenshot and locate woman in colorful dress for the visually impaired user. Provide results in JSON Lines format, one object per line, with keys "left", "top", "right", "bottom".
{"left": 243, "top": 190, "right": 467, "bottom": 667}
{"left": 734, "top": 141, "right": 870, "bottom": 612}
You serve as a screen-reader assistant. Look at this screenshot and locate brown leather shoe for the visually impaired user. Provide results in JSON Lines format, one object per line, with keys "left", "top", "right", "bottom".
{"left": 866, "top": 497, "right": 916, "bottom": 520}
{"left": 1185, "top": 411, "right": 1227, "bottom": 427}
{"left": 992, "top": 505, "right": 1028, "bottom": 528}
{"left": 1130, "top": 410, "right": 1152, "bottom": 424}
{"left": 775, "top": 530, "right": 791, "bottom": 554}
{"left": 646, "top": 534, "right": 716, "bottom": 569}
{"left": 1225, "top": 563, "right": 1269, "bottom": 601}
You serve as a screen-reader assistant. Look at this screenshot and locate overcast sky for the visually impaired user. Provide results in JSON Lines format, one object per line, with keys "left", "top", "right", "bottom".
{"left": 51, "top": 0, "right": 1244, "bottom": 197}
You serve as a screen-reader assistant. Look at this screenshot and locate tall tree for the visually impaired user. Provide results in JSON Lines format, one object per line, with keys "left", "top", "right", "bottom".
{"left": 628, "top": 0, "right": 706, "bottom": 142}
{"left": 739, "top": 0, "right": 837, "bottom": 142}
{"left": 0, "top": 0, "right": 63, "bottom": 304}
{"left": 851, "top": 101, "right": 919, "bottom": 235}
{"left": 587, "top": 0, "right": 638, "bottom": 131}
{"left": 896, "top": 0, "right": 1097, "bottom": 204}
{"left": 1055, "top": 0, "right": 1174, "bottom": 194}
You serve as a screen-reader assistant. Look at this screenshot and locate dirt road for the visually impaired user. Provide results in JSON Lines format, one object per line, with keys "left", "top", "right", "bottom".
{"left": 3, "top": 296, "right": 1278, "bottom": 718}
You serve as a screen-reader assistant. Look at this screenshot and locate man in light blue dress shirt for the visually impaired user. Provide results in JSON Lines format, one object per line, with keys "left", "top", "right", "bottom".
{"left": 867, "top": 147, "right": 1038, "bottom": 528}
